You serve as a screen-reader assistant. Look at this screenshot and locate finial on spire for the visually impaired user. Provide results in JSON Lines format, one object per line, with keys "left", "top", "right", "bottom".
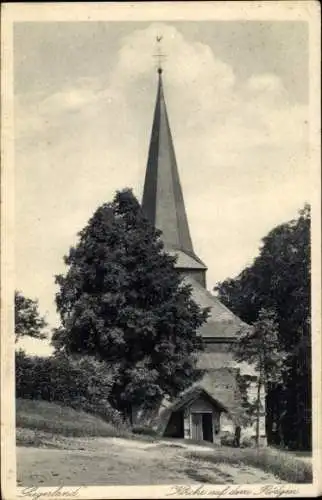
{"left": 153, "top": 35, "right": 166, "bottom": 74}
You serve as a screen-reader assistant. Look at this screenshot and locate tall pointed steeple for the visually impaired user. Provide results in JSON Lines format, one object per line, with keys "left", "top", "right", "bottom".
{"left": 142, "top": 67, "right": 207, "bottom": 287}
{"left": 139, "top": 49, "right": 256, "bottom": 440}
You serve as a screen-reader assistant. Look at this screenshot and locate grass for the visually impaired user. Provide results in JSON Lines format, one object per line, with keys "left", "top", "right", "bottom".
{"left": 188, "top": 446, "right": 313, "bottom": 484}
{"left": 16, "top": 398, "right": 131, "bottom": 440}
{"left": 16, "top": 398, "right": 312, "bottom": 484}
{"left": 16, "top": 398, "right": 159, "bottom": 449}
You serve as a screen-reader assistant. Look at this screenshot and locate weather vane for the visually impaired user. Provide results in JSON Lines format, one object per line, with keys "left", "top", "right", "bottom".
{"left": 153, "top": 35, "right": 166, "bottom": 74}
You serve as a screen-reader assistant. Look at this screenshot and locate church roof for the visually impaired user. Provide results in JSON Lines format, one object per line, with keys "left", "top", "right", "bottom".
{"left": 165, "top": 247, "right": 207, "bottom": 270}
{"left": 164, "top": 386, "right": 228, "bottom": 415}
{"left": 142, "top": 70, "right": 205, "bottom": 270}
{"left": 197, "top": 369, "right": 245, "bottom": 426}
{"left": 184, "top": 275, "right": 248, "bottom": 339}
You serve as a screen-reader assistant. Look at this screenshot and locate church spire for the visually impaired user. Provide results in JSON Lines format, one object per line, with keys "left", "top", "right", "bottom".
{"left": 142, "top": 54, "right": 207, "bottom": 285}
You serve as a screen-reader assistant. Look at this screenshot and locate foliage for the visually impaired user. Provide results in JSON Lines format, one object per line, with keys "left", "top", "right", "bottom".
{"left": 215, "top": 204, "right": 311, "bottom": 450}
{"left": 131, "top": 426, "right": 158, "bottom": 437}
{"left": 240, "top": 436, "right": 257, "bottom": 448}
{"left": 235, "top": 372, "right": 259, "bottom": 427}
{"left": 15, "top": 290, "right": 47, "bottom": 342}
{"left": 235, "top": 308, "right": 289, "bottom": 445}
{"left": 53, "top": 189, "right": 209, "bottom": 415}
{"left": 220, "top": 432, "right": 235, "bottom": 447}
{"left": 235, "top": 308, "right": 288, "bottom": 388}
{"left": 15, "top": 350, "right": 122, "bottom": 426}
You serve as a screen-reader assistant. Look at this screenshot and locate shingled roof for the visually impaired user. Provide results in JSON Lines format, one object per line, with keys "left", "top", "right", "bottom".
{"left": 184, "top": 275, "right": 249, "bottom": 339}
{"left": 198, "top": 369, "right": 245, "bottom": 426}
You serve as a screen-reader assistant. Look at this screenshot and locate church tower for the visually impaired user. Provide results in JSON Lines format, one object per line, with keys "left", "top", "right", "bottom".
{"left": 142, "top": 67, "right": 207, "bottom": 288}
{"left": 142, "top": 62, "right": 247, "bottom": 345}
{"left": 140, "top": 56, "right": 266, "bottom": 445}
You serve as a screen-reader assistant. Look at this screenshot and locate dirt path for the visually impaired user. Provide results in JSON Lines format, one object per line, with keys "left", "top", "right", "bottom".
{"left": 17, "top": 437, "right": 283, "bottom": 486}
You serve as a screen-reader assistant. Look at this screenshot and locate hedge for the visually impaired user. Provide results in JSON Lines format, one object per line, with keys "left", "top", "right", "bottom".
{"left": 15, "top": 350, "right": 124, "bottom": 427}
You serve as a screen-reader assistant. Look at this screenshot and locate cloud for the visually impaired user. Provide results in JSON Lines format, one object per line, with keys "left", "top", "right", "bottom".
{"left": 15, "top": 23, "right": 309, "bottom": 338}
{"left": 247, "top": 73, "right": 285, "bottom": 94}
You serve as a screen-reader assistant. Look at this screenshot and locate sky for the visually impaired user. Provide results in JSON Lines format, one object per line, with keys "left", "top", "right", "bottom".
{"left": 14, "top": 20, "right": 310, "bottom": 355}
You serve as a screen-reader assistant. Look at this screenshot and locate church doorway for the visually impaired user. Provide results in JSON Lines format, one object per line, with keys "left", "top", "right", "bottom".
{"left": 202, "top": 413, "right": 214, "bottom": 442}
{"left": 191, "top": 412, "right": 214, "bottom": 442}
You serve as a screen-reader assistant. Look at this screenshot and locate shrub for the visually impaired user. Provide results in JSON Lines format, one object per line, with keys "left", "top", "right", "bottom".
{"left": 15, "top": 350, "right": 123, "bottom": 427}
{"left": 220, "top": 431, "right": 235, "bottom": 447}
{"left": 132, "top": 425, "right": 158, "bottom": 437}
{"left": 240, "top": 436, "right": 256, "bottom": 448}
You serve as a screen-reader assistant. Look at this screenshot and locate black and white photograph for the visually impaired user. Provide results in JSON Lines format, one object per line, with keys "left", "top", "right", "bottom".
{"left": 1, "top": 2, "right": 321, "bottom": 499}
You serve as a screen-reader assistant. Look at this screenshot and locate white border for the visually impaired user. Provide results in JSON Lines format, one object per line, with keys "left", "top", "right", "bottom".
{"left": 1, "top": 2, "right": 321, "bottom": 499}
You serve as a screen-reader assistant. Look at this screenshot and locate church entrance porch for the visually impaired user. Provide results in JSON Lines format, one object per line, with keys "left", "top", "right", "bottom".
{"left": 160, "top": 387, "right": 226, "bottom": 444}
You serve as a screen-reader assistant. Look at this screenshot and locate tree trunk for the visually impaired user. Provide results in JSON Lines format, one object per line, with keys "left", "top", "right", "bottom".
{"left": 265, "top": 389, "right": 273, "bottom": 445}
{"left": 255, "top": 377, "right": 262, "bottom": 446}
{"left": 233, "top": 426, "right": 241, "bottom": 448}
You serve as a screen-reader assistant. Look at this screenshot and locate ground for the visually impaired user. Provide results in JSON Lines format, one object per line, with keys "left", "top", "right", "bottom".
{"left": 16, "top": 399, "right": 312, "bottom": 486}
{"left": 17, "top": 436, "right": 286, "bottom": 486}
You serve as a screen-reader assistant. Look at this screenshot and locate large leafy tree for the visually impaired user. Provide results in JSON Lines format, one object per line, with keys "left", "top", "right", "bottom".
{"left": 53, "top": 189, "right": 209, "bottom": 417}
{"left": 215, "top": 205, "right": 311, "bottom": 450}
{"left": 15, "top": 290, "right": 47, "bottom": 342}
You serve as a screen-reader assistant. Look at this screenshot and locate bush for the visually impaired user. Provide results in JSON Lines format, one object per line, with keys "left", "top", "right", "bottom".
{"left": 240, "top": 436, "right": 256, "bottom": 448}
{"left": 15, "top": 350, "right": 123, "bottom": 427}
{"left": 220, "top": 431, "right": 235, "bottom": 447}
{"left": 132, "top": 425, "right": 158, "bottom": 437}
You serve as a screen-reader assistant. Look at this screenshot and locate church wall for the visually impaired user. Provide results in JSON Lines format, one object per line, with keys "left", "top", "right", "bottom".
{"left": 204, "top": 341, "right": 235, "bottom": 354}
{"left": 200, "top": 341, "right": 236, "bottom": 369}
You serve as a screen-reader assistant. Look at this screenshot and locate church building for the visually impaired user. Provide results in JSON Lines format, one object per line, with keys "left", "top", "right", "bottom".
{"left": 137, "top": 64, "right": 266, "bottom": 445}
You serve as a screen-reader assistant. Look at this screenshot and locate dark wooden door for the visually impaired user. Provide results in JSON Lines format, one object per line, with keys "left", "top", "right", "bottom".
{"left": 202, "top": 413, "right": 213, "bottom": 442}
